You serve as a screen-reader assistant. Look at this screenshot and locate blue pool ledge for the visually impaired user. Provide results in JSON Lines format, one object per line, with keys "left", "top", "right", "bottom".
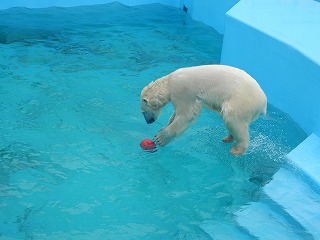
{"left": 287, "top": 133, "right": 320, "bottom": 189}
{"left": 201, "top": 137, "right": 320, "bottom": 239}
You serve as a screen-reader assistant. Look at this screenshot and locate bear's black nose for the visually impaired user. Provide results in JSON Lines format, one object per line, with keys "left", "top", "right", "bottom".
{"left": 146, "top": 118, "right": 155, "bottom": 124}
{"left": 143, "top": 112, "right": 155, "bottom": 124}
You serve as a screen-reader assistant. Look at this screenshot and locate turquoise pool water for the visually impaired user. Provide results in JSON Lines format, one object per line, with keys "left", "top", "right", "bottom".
{"left": 0, "top": 3, "right": 307, "bottom": 239}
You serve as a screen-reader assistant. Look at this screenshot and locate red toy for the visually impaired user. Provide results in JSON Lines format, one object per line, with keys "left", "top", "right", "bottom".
{"left": 140, "top": 139, "right": 156, "bottom": 151}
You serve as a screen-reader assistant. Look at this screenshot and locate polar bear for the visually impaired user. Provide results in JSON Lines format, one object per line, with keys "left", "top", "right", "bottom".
{"left": 140, "top": 65, "right": 267, "bottom": 156}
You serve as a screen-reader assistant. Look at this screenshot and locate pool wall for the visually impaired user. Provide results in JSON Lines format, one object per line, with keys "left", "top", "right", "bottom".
{"left": 221, "top": 0, "right": 320, "bottom": 137}
{"left": 1, "top": 0, "right": 319, "bottom": 159}
{"left": 177, "top": 0, "right": 240, "bottom": 34}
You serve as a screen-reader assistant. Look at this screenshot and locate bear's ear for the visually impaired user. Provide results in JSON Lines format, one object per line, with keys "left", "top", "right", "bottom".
{"left": 142, "top": 98, "right": 148, "bottom": 105}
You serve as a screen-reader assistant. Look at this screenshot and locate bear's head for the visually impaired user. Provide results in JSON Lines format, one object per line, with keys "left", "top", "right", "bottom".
{"left": 140, "top": 79, "right": 170, "bottom": 124}
{"left": 140, "top": 86, "right": 162, "bottom": 124}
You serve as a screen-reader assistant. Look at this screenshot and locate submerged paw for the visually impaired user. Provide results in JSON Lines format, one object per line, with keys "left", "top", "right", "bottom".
{"left": 154, "top": 129, "right": 173, "bottom": 146}
{"left": 230, "top": 145, "right": 246, "bottom": 156}
{"left": 222, "top": 135, "right": 234, "bottom": 143}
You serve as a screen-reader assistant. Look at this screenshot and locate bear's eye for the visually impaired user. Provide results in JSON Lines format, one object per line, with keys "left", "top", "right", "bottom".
{"left": 142, "top": 99, "right": 148, "bottom": 105}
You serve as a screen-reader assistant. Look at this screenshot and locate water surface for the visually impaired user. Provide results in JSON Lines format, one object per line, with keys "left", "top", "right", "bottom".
{"left": 0, "top": 3, "right": 307, "bottom": 239}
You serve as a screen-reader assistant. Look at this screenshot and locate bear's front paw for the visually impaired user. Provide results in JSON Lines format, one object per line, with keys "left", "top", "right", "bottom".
{"left": 154, "top": 129, "right": 174, "bottom": 146}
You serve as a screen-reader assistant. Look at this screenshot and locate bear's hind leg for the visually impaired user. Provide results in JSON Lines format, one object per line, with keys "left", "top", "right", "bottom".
{"left": 224, "top": 120, "right": 249, "bottom": 156}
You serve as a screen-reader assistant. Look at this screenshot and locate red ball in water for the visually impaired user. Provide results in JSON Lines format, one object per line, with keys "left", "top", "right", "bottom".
{"left": 140, "top": 139, "right": 156, "bottom": 151}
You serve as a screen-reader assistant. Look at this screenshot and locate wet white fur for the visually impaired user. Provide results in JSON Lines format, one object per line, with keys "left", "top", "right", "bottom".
{"left": 141, "top": 65, "right": 267, "bottom": 156}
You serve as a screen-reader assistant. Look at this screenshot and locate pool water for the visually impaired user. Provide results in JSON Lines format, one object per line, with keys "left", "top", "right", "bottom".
{"left": 0, "top": 3, "right": 307, "bottom": 239}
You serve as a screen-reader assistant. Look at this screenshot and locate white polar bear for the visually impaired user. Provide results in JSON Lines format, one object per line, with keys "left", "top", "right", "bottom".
{"left": 140, "top": 65, "right": 267, "bottom": 156}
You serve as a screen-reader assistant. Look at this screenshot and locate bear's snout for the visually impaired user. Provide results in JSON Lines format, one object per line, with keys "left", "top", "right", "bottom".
{"left": 143, "top": 112, "right": 156, "bottom": 124}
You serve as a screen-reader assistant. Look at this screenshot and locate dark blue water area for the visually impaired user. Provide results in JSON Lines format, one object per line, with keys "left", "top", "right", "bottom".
{"left": 0, "top": 3, "right": 307, "bottom": 239}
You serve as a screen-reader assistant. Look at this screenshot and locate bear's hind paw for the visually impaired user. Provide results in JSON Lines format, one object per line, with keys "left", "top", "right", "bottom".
{"left": 230, "top": 145, "right": 246, "bottom": 156}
